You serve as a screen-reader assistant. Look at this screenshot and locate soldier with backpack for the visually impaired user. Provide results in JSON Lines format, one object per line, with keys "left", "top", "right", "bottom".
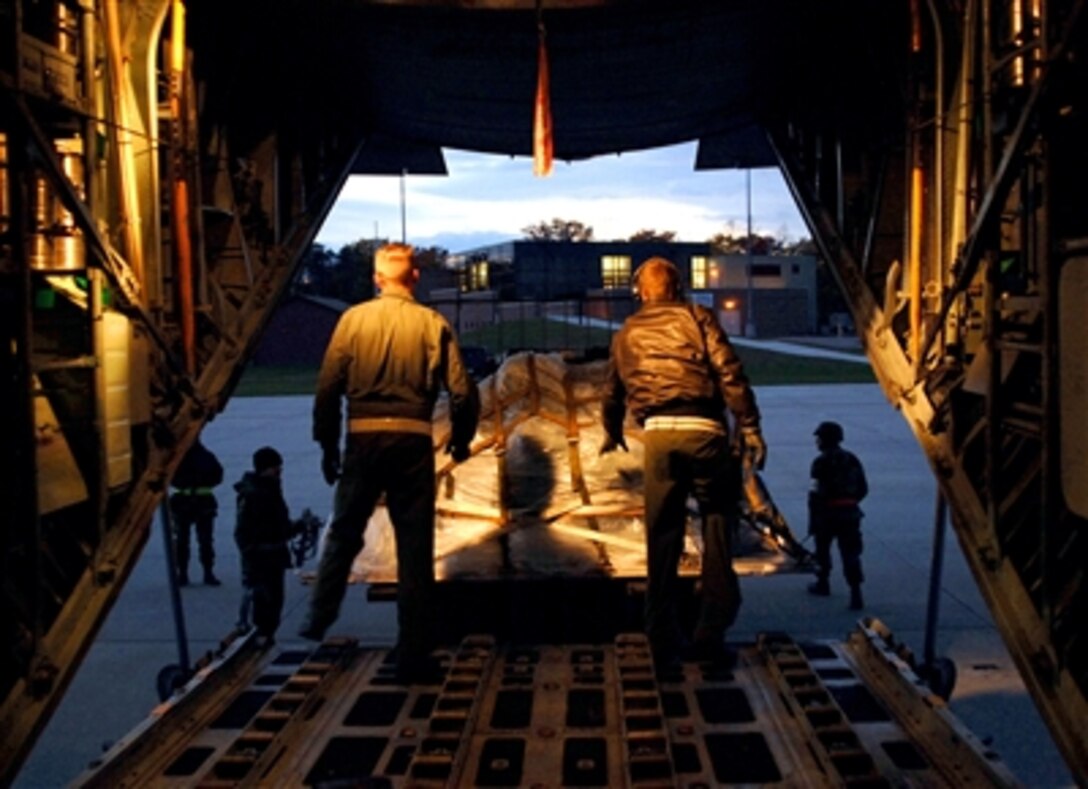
{"left": 807, "top": 421, "right": 869, "bottom": 610}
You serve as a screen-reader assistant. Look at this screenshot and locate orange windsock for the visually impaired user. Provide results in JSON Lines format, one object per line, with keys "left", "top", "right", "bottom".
{"left": 533, "top": 31, "right": 553, "bottom": 177}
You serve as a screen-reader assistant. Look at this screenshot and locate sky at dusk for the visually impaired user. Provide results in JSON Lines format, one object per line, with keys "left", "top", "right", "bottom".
{"left": 315, "top": 141, "right": 810, "bottom": 254}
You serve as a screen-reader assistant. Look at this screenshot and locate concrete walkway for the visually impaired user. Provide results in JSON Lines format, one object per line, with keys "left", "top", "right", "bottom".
{"left": 14, "top": 382, "right": 1075, "bottom": 787}
{"left": 546, "top": 312, "right": 871, "bottom": 364}
{"left": 730, "top": 335, "right": 870, "bottom": 363}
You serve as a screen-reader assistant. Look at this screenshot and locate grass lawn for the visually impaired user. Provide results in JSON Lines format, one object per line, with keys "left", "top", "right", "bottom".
{"left": 460, "top": 318, "right": 615, "bottom": 353}
{"left": 233, "top": 365, "right": 319, "bottom": 397}
{"left": 233, "top": 331, "right": 873, "bottom": 396}
{"left": 734, "top": 346, "right": 874, "bottom": 386}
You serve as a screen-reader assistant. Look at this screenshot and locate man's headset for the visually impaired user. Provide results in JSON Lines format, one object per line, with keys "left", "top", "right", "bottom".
{"left": 631, "top": 257, "right": 682, "bottom": 302}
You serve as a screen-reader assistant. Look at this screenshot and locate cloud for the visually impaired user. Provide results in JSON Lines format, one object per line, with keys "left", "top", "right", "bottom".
{"left": 317, "top": 142, "right": 808, "bottom": 252}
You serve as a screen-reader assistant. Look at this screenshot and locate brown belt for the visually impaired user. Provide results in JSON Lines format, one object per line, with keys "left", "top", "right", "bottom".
{"left": 348, "top": 417, "right": 432, "bottom": 437}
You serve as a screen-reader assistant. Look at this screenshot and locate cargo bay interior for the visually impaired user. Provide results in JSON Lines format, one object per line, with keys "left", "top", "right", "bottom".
{"left": 1, "top": 0, "right": 1085, "bottom": 785}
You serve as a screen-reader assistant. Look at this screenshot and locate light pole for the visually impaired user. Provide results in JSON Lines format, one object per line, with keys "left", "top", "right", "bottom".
{"left": 744, "top": 169, "right": 756, "bottom": 338}
{"left": 399, "top": 168, "right": 407, "bottom": 243}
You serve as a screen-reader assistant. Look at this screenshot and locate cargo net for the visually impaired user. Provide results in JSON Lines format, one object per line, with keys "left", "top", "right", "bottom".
{"left": 349, "top": 352, "right": 812, "bottom": 582}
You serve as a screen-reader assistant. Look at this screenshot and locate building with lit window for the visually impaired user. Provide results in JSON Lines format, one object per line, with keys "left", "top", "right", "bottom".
{"left": 445, "top": 240, "right": 820, "bottom": 337}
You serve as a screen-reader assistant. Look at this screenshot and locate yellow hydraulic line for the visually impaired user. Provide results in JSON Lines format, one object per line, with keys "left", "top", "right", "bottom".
{"left": 90, "top": 268, "right": 109, "bottom": 550}
{"left": 1011, "top": 0, "right": 1025, "bottom": 86}
{"left": 910, "top": 0, "right": 922, "bottom": 52}
{"left": 1031, "top": 0, "right": 1042, "bottom": 82}
{"left": 910, "top": 164, "right": 924, "bottom": 368}
{"left": 102, "top": 0, "right": 145, "bottom": 291}
{"left": 926, "top": 0, "right": 944, "bottom": 321}
{"left": 947, "top": 0, "right": 976, "bottom": 352}
{"left": 908, "top": 0, "right": 924, "bottom": 369}
{"left": 949, "top": 0, "right": 975, "bottom": 267}
{"left": 170, "top": 0, "right": 195, "bottom": 374}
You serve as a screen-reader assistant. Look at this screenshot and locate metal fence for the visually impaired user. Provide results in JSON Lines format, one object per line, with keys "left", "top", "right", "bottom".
{"left": 424, "top": 294, "right": 635, "bottom": 359}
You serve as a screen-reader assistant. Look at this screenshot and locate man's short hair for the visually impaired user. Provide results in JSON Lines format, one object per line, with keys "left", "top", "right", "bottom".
{"left": 375, "top": 243, "right": 416, "bottom": 287}
{"left": 634, "top": 257, "right": 680, "bottom": 302}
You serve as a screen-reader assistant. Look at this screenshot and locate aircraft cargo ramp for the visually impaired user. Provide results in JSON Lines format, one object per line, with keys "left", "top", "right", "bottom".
{"left": 75, "top": 627, "right": 1017, "bottom": 788}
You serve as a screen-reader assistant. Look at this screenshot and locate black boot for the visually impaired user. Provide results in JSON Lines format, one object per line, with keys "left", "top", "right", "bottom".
{"left": 808, "top": 578, "right": 830, "bottom": 596}
{"left": 849, "top": 585, "right": 864, "bottom": 610}
{"left": 203, "top": 568, "right": 222, "bottom": 586}
{"left": 177, "top": 566, "right": 189, "bottom": 586}
{"left": 298, "top": 618, "right": 328, "bottom": 642}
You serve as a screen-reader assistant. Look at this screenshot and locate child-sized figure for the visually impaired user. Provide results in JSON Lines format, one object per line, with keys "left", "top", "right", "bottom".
{"left": 234, "top": 447, "right": 296, "bottom": 646}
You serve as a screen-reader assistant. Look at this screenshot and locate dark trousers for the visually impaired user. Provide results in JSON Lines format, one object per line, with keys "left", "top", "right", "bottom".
{"left": 812, "top": 516, "right": 864, "bottom": 588}
{"left": 642, "top": 429, "right": 741, "bottom": 655}
{"left": 305, "top": 433, "right": 436, "bottom": 661}
{"left": 170, "top": 495, "right": 216, "bottom": 573}
{"left": 243, "top": 554, "right": 286, "bottom": 638}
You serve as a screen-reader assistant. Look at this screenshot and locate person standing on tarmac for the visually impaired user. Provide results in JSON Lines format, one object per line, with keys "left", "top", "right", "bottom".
{"left": 169, "top": 437, "right": 224, "bottom": 586}
{"left": 234, "top": 446, "right": 297, "bottom": 646}
{"left": 299, "top": 242, "right": 479, "bottom": 683}
{"left": 600, "top": 256, "right": 767, "bottom": 672}
{"left": 807, "top": 421, "right": 869, "bottom": 610}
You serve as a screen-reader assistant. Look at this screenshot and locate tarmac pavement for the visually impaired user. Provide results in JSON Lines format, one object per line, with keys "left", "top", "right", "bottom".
{"left": 14, "top": 378, "right": 1076, "bottom": 787}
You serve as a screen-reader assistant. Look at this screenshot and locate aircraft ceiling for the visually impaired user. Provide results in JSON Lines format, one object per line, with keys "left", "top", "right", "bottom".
{"left": 188, "top": 0, "right": 902, "bottom": 169}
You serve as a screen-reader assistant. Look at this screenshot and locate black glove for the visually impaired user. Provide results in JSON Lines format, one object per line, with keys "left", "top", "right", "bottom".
{"left": 599, "top": 435, "right": 628, "bottom": 456}
{"left": 321, "top": 446, "right": 341, "bottom": 485}
{"left": 446, "top": 442, "right": 470, "bottom": 463}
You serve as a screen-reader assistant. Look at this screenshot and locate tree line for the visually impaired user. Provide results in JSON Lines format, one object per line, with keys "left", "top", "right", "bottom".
{"left": 295, "top": 220, "right": 817, "bottom": 304}
{"left": 295, "top": 239, "right": 447, "bottom": 304}
{"left": 520, "top": 218, "right": 816, "bottom": 255}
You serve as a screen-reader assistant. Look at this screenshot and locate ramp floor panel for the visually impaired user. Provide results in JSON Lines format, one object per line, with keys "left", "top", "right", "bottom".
{"left": 75, "top": 629, "right": 1017, "bottom": 787}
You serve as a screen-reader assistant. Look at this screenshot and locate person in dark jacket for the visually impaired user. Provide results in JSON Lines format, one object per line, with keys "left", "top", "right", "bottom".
{"left": 601, "top": 257, "right": 766, "bottom": 670}
{"left": 299, "top": 243, "right": 480, "bottom": 682}
{"left": 807, "top": 421, "right": 869, "bottom": 610}
{"left": 170, "top": 438, "right": 225, "bottom": 586}
{"left": 234, "top": 446, "right": 296, "bottom": 645}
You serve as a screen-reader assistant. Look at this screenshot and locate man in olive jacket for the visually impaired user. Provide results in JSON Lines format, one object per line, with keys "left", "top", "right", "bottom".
{"left": 300, "top": 243, "right": 479, "bottom": 682}
{"left": 601, "top": 257, "right": 766, "bottom": 670}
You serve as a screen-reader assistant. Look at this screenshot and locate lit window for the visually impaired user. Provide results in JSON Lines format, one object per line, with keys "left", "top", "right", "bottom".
{"left": 601, "top": 255, "right": 631, "bottom": 290}
{"left": 691, "top": 256, "right": 708, "bottom": 289}
{"left": 461, "top": 260, "right": 490, "bottom": 292}
{"left": 471, "top": 261, "right": 489, "bottom": 290}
